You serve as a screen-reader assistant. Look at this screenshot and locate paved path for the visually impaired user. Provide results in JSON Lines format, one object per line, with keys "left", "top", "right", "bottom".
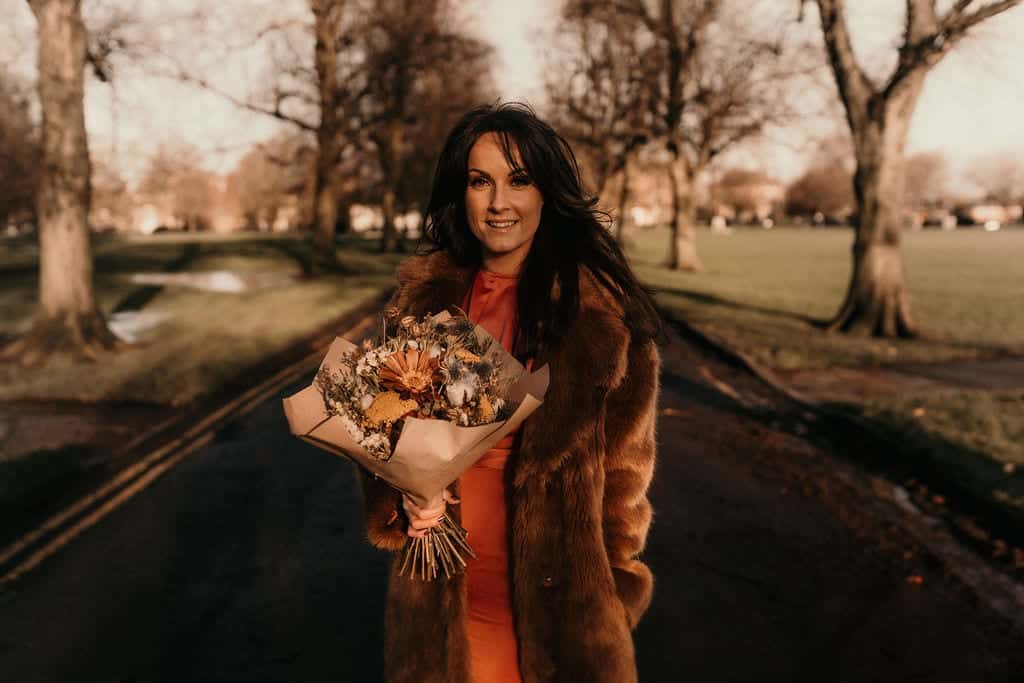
{"left": 778, "top": 356, "right": 1024, "bottom": 403}
{"left": 0, "top": 327, "right": 1020, "bottom": 682}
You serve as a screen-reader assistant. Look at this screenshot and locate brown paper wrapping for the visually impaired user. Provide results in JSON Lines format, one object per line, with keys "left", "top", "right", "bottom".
{"left": 282, "top": 312, "right": 550, "bottom": 509}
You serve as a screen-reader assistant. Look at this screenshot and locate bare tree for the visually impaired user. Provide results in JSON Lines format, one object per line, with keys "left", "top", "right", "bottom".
{"left": 785, "top": 163, "right": 855, "bottom": 219}
{"left": 575, "top": 1, "right": 809, "bottom": 271}
{"left": 137, "top": 142, "right": 217, "bottom": 232}
{"left": 801, "top": 0, "right": 1022, "bottom": 336}
{"left": 90, "top": 155, "right": 133, "bottom": 231}
{"left": 167, "top": 1, "right": 365, "bottom": 270}
{"left": 712, "top": 168, "right": 783, "bottom": 222}
{"left": 233, "top": 133, "right": 313, "bottom": 231}
{"left": 3, "top": 0, "right": 119, "bottom": 364}
{"left": 546, "top": 0, "right": 656, "bottom": 232}
{"left": 966, "top": 151, "right": 1024, "bottom": 204}
{"left": 359, "top": 0, "right": 493, "bottom": 252}
{"left": 903, "top": 151, "right": 949, "bottom": 208}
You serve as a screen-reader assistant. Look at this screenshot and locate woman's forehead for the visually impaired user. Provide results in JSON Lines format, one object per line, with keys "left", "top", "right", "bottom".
{"left": 468, "top": 131, "right": 526, "bottom": 172}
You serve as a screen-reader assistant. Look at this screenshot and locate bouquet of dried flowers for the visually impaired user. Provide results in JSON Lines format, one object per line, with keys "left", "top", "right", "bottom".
{"left": 318, "top": 309, "right": 515, "bottom": 461}
{"left": 283, "top": 308, "right": 549, "bottom": 580}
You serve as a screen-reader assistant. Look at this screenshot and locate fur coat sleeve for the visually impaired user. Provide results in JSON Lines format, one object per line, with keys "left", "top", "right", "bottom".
{"left": 601, "top": 335, "right": 659, "bottom": 630}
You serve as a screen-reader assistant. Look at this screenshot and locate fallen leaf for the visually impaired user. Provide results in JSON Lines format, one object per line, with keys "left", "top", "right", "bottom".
{"left": 659, "top": 407, "right": 689, "bottom": 417}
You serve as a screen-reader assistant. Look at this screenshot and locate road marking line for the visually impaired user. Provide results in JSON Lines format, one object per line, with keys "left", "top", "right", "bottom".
{"left": 0, "top": 312, "right": 379, "bottom": 585}
{"left": 1, "top": 432, "right": 215, "bottom": 586}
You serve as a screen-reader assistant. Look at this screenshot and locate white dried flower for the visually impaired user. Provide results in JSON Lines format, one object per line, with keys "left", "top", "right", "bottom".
{"left": 361, "top": 432, "right": 390, "bottom": 453}
{"left": 359, "top": 394, "right": 374, "bottom": 411}
{"left": 426, "top": 343, "right": 443, "bottom": 359}
{"left": 406, "top": 340, "right": 419, "bottom": 350}
{"left": 338, "top": 414, "right": 365, "bottom": 442}
{"left": 445, "top": 372, "right": 478, "bottom": 407}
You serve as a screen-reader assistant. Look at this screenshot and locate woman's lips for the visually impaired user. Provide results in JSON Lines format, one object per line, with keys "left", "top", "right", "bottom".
{"left": 485, "top": 219, "right": 518, "bottom": 230}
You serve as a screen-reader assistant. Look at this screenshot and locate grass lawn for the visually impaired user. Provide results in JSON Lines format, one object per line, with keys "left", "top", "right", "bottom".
{"left": 629, "top": 226, "right": 1024, "bottom": 370}
{"left": 0, "top": 232, "right": 403, "bottom": 405}
{"left": 630, "top": 225, "right": 1024, "bottom": 528}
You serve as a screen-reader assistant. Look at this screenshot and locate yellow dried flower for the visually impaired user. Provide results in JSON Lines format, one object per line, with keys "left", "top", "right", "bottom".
{"left": 476, "top": 394, "right": 494, "bottom": 423}
{"left": 365, "top": 391, "right": 419, "bottom": 426}
{"left": 454, "top": 348, "right": 481, "bottom": 363}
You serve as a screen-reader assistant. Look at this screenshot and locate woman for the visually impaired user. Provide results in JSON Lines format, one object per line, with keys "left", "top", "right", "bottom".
{"left": 360, "top": 102, "right": 663, "bottom": 683}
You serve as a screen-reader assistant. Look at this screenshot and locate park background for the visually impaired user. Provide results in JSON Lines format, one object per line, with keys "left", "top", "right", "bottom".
{"left": 2, "top": 0, "right": 1023, "bottom": 577}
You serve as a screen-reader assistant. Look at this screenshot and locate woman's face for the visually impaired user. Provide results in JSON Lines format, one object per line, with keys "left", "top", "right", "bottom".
{"left": 464, "top": 132, "right": 543, "bottom": 274}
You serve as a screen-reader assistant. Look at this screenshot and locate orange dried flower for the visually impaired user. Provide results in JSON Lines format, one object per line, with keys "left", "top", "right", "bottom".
{"left": 380, "top": 348, "right": 440, "bottom": 397}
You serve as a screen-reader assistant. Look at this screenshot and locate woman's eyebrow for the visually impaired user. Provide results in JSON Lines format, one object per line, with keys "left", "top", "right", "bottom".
{"left": 468, "top": 167, "right": 529, "bottom": 178}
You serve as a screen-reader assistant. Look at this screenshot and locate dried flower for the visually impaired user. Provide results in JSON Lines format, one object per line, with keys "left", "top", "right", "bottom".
{"left": 381, "top": 348, "right": 440, "bottom": 397}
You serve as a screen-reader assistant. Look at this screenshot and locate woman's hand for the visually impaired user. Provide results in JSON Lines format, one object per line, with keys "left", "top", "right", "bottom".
{"left": 402, "top": 489, "right": 460, "bottom": 538}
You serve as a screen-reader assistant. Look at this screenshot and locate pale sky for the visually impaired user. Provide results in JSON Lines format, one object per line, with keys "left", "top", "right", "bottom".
{"left": 4, "top": 0, "right": 1024, "bottom": 188}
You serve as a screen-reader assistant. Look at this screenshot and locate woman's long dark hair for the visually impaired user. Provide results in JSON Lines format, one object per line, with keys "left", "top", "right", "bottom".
{"left": 420, "top": 102, "right": 665, "bottom": 358}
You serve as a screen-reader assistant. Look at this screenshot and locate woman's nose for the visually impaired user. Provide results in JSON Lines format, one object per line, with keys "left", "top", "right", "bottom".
{"left": 488, "top": 183, "right": 510, "bottom": 212}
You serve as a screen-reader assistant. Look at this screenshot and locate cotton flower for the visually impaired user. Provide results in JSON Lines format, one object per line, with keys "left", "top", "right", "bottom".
{"left": 445, "top": 372, "right": 478, "bottom": 407}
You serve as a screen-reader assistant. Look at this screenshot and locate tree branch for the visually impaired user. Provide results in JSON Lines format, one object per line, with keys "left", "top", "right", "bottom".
{"left": 814, "top": 0, "right": 875, "bottom": 121}
{"left": 941, "top": 0, "right": 1022, "bottom": 34}
{"left": 905, "top": 0, "right": 939, "bottom": 45}
{"left": 883, "top": 0, "right": 1021, "bottom": 101}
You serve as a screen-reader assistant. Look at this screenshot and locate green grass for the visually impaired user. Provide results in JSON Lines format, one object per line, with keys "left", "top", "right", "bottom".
{"left": 0, "top": 232, "right": 403, "bottom": 404}
{"left": 630, "top": 225, "right": 1024, "bottom": 527}
{"left": 630, "top": 226, "right": 1024, "bottom": 370}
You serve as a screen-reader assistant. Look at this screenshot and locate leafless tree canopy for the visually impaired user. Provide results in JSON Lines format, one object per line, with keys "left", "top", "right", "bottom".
{"left": 903, "top": 151, "right": 949, "bottom": 207}
{"left": 549, "top": 1, "right": 815, "bottom": 270}
{"left": 966, "top": 151, "right": 1024, "bottom": 204}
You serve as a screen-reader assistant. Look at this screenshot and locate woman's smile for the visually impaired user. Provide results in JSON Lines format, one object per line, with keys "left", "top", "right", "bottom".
{"left": 485, "top": 219, "right": 518, "bottom": 230}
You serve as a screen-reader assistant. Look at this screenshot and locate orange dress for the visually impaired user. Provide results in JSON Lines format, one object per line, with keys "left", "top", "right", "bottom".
{"left": 459, "top": 268, "right": 530, "bottom": 683}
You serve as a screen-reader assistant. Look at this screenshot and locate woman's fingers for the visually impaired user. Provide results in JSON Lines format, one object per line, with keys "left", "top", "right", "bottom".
{"left": 402, "top": 494, "right": 446, "bottom": 517}
{"left": 401, "top": 492, "right": 446, "bottom": 538}
{"left": 408, "top": 514, "right": 444, "bottom": 530}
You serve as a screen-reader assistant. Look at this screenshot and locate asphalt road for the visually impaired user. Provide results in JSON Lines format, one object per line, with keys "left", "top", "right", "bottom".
{"left": 1, "top": 326, "right": 1021, "bottom": 682}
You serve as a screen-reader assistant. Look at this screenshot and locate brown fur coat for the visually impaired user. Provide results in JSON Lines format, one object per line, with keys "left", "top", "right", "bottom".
{"left": 360, "top": 250, "right": 660, "bottom": 683}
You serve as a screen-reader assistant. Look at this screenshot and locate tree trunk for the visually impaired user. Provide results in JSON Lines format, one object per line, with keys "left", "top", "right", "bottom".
{"left": 829, "top": 89, "right": 922, "bottom": 337}
{"left": 614, "top": 155, "right": 633, "bottom": 247}
{"left": 310, "top": 0, "right": 342, "bottom": 273}
{"left": 379, "top": 121, "right": 405, "bottom": 253}
{"left": 665, "top": 149, "right": 703, "bottom": 272}
{"left": 3, "top": 0, "right": 118, "bottom": 364}
{"left": 381, "top": 188, "right": 399, "bottom": 252}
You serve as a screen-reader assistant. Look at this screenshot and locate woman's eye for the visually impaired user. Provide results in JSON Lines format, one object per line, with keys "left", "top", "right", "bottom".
{"left": 511, "top": 175, "right": 532, "bottom": 187}
{"left": 469, "top": 176, "right": 488, "bottom": 188}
